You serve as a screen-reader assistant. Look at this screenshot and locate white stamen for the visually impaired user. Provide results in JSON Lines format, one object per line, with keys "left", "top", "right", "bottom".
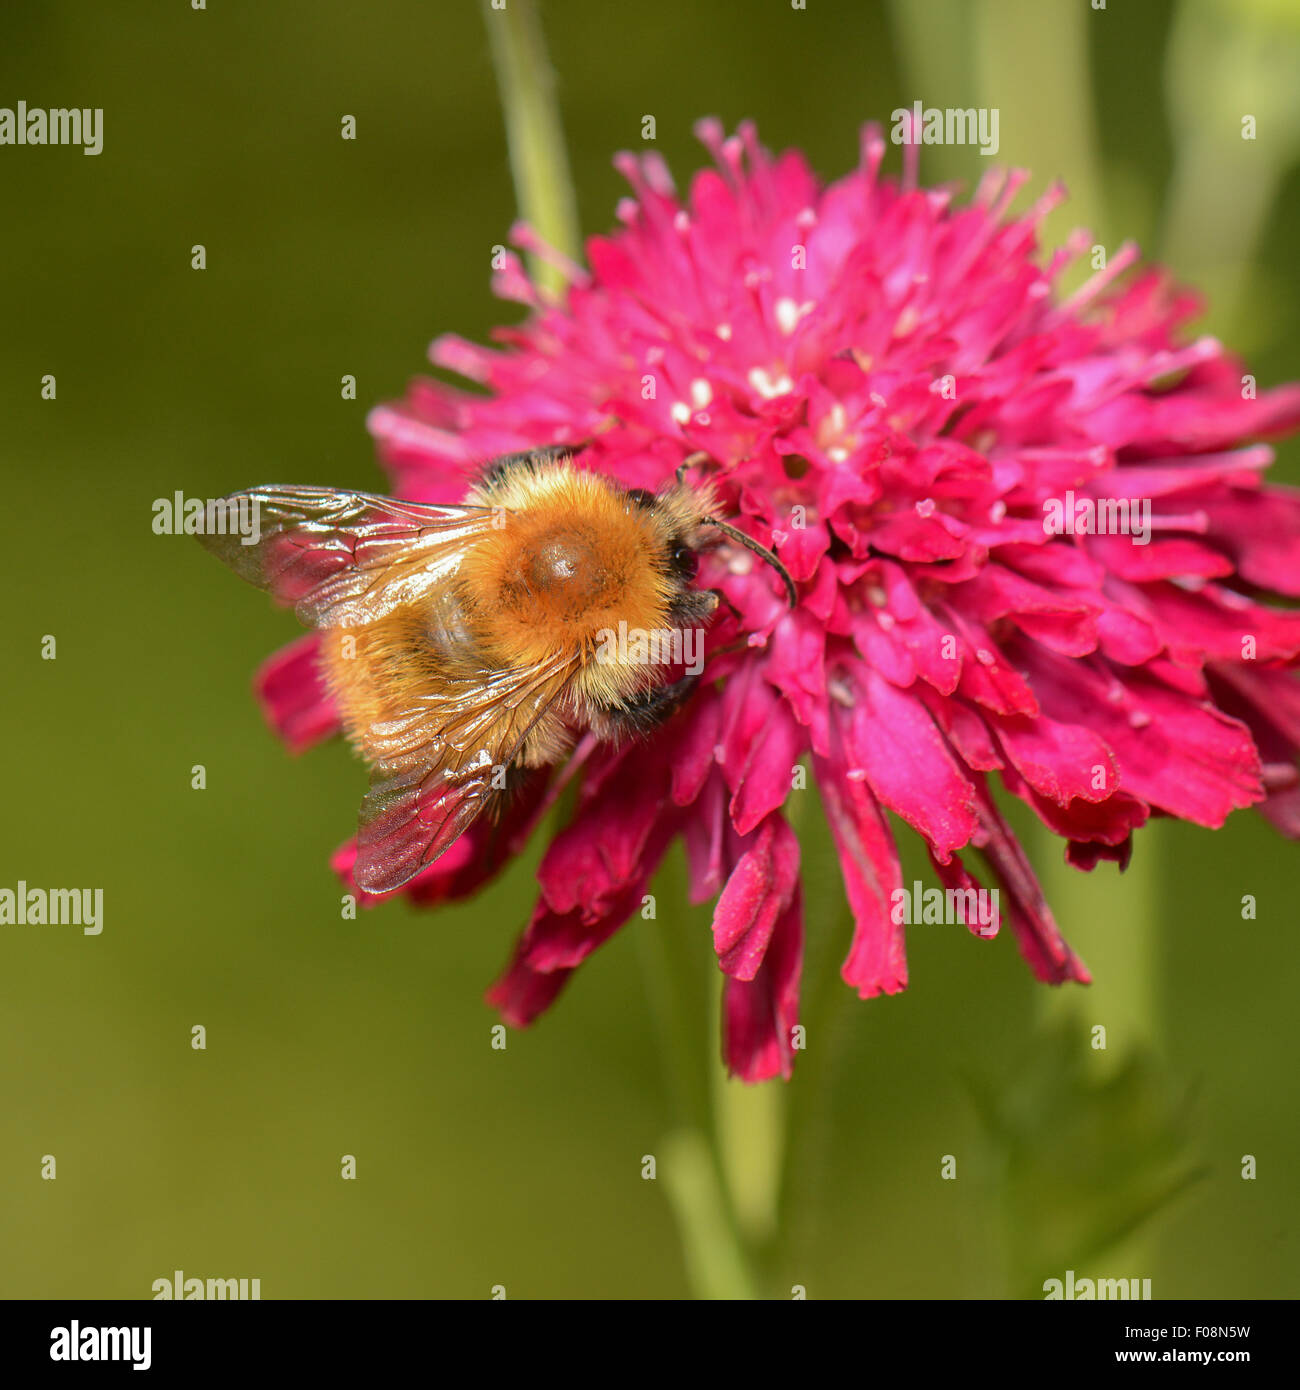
{"left": 775, "top": 297, "right": 815, "bottom": 335}
{"left": 748, "top": 366, "right": 794, "bottom": 399}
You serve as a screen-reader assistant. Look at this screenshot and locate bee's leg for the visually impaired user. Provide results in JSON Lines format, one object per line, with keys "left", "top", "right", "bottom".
{"left": 675, "top": 451, "right": 713, "bottom": 485}
{"left": 707, "top": 588, "right": 742, "bottom": 622}
{"left": 668, "top": 587, "right": 721, "bottom": 625}
{"left": 590, "top": 674, "right": 703, "bottom": 739}
{"left": 668, "top": 587, "right": 740, "bottom": 628}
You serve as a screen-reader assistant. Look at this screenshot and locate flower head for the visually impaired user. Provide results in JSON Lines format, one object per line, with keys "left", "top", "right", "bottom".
{"left": 256, "top": 121, "right": 1300, "bottom": 1080}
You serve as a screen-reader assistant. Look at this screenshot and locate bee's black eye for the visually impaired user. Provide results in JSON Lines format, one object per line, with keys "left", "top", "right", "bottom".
{"left": 625, "top": 487, "right": 657, "bottom": 511}
{"left": 671, "top": 543, "right": 699, "bottom": 580}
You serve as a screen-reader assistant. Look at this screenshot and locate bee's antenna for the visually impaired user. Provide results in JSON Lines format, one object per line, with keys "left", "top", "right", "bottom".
{"left": 702, "top": 517, "right": 797, "bottom": 609}
{"left": 677, "top": 450, "right": 796, "bottom": 607}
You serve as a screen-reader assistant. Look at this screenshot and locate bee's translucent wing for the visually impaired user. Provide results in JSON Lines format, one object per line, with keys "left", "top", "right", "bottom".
{"left": 199, "top": 482, "right": 576, "bottom": 890}
{"left": 197, "top": 485, "right": 496, "bottom": 627}
{"left": 353, "top": 653, "right": 581, "bottom": 893}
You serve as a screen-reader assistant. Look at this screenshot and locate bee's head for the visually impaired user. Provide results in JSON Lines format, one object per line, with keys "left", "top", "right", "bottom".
{"left": 623, "top": 485, "right": 702, "bottom": 585}
{"left": 622, "top": 476, "right": 795, "bottom": 609}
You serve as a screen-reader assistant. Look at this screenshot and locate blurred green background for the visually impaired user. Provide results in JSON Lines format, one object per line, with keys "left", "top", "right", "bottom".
{"left": 2, "top": 0, "right": 1298, "bottom": 1299}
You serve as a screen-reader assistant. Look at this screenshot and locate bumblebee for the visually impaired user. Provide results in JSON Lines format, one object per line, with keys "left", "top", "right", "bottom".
{"left": 200, "top": 447, "right": 793, "bottom": 892}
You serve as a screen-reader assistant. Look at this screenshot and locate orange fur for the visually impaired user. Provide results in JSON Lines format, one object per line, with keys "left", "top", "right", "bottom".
{"left": 461, "top": 467, "right": 674, "bottom": 666}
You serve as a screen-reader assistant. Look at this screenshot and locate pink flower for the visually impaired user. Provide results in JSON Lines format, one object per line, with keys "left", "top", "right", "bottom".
{"left": 256, "top": 121, "right": 1300, "bottom": 1081}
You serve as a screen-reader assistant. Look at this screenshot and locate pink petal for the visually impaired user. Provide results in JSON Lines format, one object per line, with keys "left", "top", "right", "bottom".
{"left": 721, "top": 885, "right": 803, "bottom": 1082}
{"left": 829, "top": 660, "right": 979, "bottom": 858}
{"left": 814, "top": 754, "right": 907, "bottom": 998}
{"left": 254, "top": 635, "right": 340, "bottom": 753}
{"left": 972, "top": 783, "right": 1090, "bottom": 985}
{"left": 712, "top": 814, "right": 800, "bottom": 979}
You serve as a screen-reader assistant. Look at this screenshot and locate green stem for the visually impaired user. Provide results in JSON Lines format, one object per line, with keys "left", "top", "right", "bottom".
{"left": 638, "top": 850, "right": 763, "bottom": 1300}
{"left": 886, "top": 0, "right": 978, "bottom": 187}
{"left": 659, "top": 1130, "right": 760, "bottom": 1301}
{"left": 972, "top": 0, "right": 1110, "bottom": 270}
{"left": 768, "top": 781, "right": 857, "bottom": 1285}
{"left": 713, "top": 1041, "right": 785, "bottom": 1254}
{"left": 1027, "top": 818, "right": 1163, "bottom": 1299}
{"left": 480, "top": 0, "right": 582, "bottom": 294}
{"left": 1160, "top": 0, "right": 1300, "bottom": 339}
{"left": 774, "top": 895, "right": 855, "bottom": 1283}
